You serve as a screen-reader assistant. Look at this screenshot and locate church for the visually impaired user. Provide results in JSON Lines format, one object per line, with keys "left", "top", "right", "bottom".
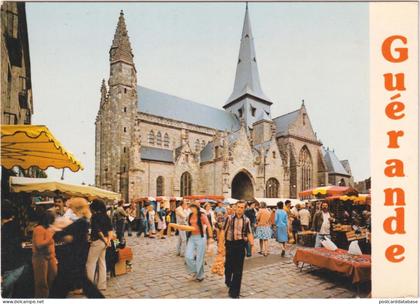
{"left": 95, "top": 7, "right": 354, "bottom": 203}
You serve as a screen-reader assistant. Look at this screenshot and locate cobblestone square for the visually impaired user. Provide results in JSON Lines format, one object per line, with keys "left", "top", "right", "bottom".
{"left": 101, "top": 235, "right": 370, "bottom": 298}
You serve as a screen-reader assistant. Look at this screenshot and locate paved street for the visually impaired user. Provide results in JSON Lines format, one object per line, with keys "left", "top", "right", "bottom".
{"left": 101, "top": 235, "right": 370, "bottom": 299}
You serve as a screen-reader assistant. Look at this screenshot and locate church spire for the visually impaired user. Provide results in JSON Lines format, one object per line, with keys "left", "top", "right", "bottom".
{"left": 224, "top": 5, "right": 271, "bottom": 107}
{"left": 110, "top": 10, "right": 134, "bottom": 65}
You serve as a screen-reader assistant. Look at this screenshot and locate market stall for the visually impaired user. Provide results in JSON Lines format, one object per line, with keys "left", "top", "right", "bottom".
{"left": 298, "top": 186, "right": 358, "bottom": 199}
{"left": 2, "top": 124, "right": 86, "bottom": 237}
{"left": 1, "top": 125, "right": 83, "bottom": 172}
{"left": 324, "top": 195, "right": 371, "bottom": 253}
{"left": 183, "top": 195, "right": 224, "bottom": 206}
{"left": 9, "top": 176, "right": 120, "bottom": 201}
{"left": 293, "top": 247, "right": 371, "bottom": 285}
{"left": 255, "top": 198, "right": 301, "bottom": 207}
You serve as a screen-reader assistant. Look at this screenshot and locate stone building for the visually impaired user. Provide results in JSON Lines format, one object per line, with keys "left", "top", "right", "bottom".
{"left": 1, "top": 2, "right": 40, "bottom": 198}
{"left": 95, "top": 8, "right": 353, "bottom": 202}
{"left": 1, "top": 2, "right": 33, "bottom": 125}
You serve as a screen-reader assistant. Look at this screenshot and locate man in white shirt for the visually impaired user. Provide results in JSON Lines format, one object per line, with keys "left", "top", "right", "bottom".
{"left": 290, "top": 204, "right": 300, "bottom": 219}
{"left": 312, "top": 202, "right": 335, "bottom": 248}
{"left": 298, "top": 205, "right": 311, "bottom": 230}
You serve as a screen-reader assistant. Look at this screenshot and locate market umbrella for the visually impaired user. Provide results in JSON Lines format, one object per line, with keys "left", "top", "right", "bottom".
{"left": 298, "top": 186, "right": 358, "bottom": 198}
{"left": 9, "top": 176, "right": 120, "bottom": 201}
{"left": 1, "top": 125, "right": 83, "bottom": 172}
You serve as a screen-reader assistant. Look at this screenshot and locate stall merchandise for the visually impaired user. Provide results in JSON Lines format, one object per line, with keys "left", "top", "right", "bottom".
{"left": 296, "top": 231, "right": 317, "bottom": 247}
{"left": 293, "top": 247, "right": 371, "bottom": 284}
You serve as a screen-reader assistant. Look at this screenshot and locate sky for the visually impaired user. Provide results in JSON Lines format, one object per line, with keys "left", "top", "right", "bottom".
{"left": 26, "top": 2, "right": 369, "bottom": 185}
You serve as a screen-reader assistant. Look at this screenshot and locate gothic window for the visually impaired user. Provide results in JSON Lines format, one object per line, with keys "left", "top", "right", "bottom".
{"left": 272, "top": 151, "right": 276, "bottom": 159}
{"left": 251, "top": 106, "right": 256, "bottom": 117}
{"left": 123, "top": 127, "right": 127, "bottom": 133}
{"left": 156, "top": 131, "right": 162, "bottom": 146}
{"left": 124, "top": 107, "right": 127, "bottom": 112}
{"left": 124, "top": 88, "right": 127, "bottom": 94}
{"left": 266, "top": 178, "right": 280, "bottom": 198}
{"left": 299, "top": 146, "right": 313, "bottom": 191}
{"left": 148, "top": 130, "right": 155, "bottom": 145}
{"left": 238, "top": 108, "right": 243, "bottom": 118}
{"left": 180, "top": 172, "right": 192, "bottom": 197}
{"left": 156, "top": 176, "right": 164, "bottom": 196}
{"left": 195, "top": 139, "right": 200, "bottom": 152}
{"left": 164, "top": 133, "right": 169, "bottom": 148}
{"left": 303, "top": 113, "right": 307, "bottom": 125}
{"left": 123, "top": 147, "right": 126, "bottom": 153}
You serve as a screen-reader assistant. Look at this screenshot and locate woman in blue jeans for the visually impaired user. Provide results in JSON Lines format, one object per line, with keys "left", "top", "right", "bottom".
{"left": 184, "top": 204, "right": 213, "bottom": 282}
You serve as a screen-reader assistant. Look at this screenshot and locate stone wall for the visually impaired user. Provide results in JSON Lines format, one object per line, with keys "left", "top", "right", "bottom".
{"left": 1, "top": 2, "right": 33, "bottom": 125}
{"left": 138, "top": 113, "right": 214, "bottom": 150}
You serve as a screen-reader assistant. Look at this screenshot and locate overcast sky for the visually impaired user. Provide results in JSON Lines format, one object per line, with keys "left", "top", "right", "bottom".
{"left": 26, "top": 2, "right": 369, "bottom": 185}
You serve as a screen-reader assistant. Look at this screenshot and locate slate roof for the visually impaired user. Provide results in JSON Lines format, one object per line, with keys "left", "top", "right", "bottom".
{"left": 141, "top": 146, "right": 173, "bottom": 163}
{"left": 322, "top": 147, "right": 349, "bottom": 176}
{"left": 340, "top": 160, "right": 352, "bottom": 175}
{"left": 137, "top": 86, "right": 240, "bottom": 131}
{"left": 272, "top": 109, "right": 300, "bottom": 135}
{"left": 200, "top": 142, "right": 214, "bottom": 163}
{"left": 225, "top": 6, "right": 271, "bottom": 105}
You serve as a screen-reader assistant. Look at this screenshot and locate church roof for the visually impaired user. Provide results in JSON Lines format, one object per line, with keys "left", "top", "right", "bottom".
{"left": 256, "top": 110, "right": 271, "bottom": 122}
{"left": 322, "top": 147, "right": 350, "bottom": 176}
{"left": 141, "top": 146, "right": 173, "bottom": 163}
{"left": 224, "top": 5, "right": 271, "bottom": 107}
{"left": 272, "top": 109, "right": 300, "bottom": 135}
{"left": 110, "top": 11, "right": 134, "bottom": 64}
{"left": 138, "top": 86, "right": 240, "bottom": 131}
{"left": 200, "top": 142, "right": 214, "bottom": 163}
{"left": 340, "top": 160, "right": 352, "bottom": 175}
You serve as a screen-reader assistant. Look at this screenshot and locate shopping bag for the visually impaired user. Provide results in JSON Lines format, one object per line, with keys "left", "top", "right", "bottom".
{"left": 348, "top": 240, "right": 363, "bottom": 255}
{"left": 320, "top": 237, "right": 338, "bottom": 251}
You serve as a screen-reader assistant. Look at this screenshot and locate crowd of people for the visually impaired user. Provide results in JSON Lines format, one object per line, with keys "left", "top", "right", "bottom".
{"left": 2, "top": 197, "right": 114, "bottom": 298}
{"left": 1, "top": 194, "right": 371, "bottom": 299}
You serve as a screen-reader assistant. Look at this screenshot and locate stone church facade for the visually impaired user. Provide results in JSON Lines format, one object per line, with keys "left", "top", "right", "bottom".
{"left": 95, "top": 8, "right": 353, "bottom": 203}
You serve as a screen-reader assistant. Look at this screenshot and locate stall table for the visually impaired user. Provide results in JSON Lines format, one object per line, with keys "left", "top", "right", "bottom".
{"left": 293, "top": 247, "right": 371, "bottom": 284}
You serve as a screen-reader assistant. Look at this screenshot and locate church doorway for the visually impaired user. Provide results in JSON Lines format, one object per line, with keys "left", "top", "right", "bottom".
{"left": 231, "top": 171, "right": 254, "bottom": 200}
